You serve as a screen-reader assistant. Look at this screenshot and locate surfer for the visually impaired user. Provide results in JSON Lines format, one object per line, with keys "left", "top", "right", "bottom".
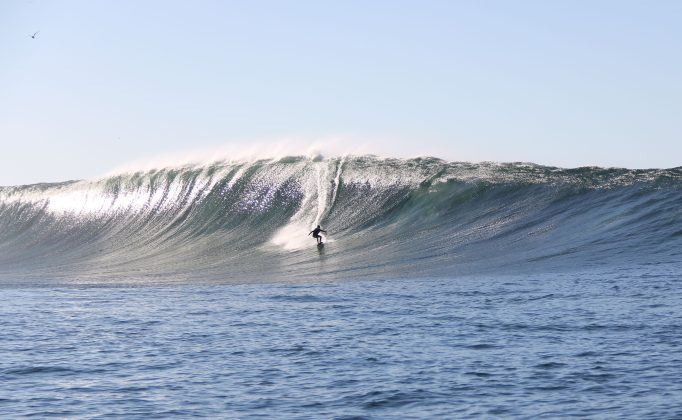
{"left": 309, "top": 225, "right": 327, "bottom": 244}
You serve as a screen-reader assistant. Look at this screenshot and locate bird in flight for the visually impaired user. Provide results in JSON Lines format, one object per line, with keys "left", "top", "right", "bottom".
{"left": 30, "top": 31, "right": 39, "bottom": 39}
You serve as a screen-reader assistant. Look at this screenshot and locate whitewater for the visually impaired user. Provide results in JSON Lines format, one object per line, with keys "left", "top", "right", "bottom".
{"left": 1, "top": 155, "right": 681, "bottom": 418}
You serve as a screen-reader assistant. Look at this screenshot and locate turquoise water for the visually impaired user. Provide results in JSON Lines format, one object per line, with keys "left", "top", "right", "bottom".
{"left": 2, "top": 265, "right": 681, "bottom": 418}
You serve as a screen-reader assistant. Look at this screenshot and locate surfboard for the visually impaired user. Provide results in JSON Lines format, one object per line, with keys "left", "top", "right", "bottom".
{"left": 317, "top": 242, "right": 324, "bottom": 248}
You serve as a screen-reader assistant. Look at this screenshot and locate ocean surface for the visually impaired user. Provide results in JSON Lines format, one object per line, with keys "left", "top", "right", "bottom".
{"left": 1, "top": 156, "right": 681, "bottom": 418}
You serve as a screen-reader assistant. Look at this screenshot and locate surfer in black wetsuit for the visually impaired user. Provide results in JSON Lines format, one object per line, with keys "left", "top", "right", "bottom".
{"left": 309, "top": 225, "right": 327, "bottom": 244}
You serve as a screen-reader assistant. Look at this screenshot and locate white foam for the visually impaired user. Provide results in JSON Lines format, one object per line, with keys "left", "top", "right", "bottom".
{"left": 270, "top": 222, "right": 314, "bottom": 251}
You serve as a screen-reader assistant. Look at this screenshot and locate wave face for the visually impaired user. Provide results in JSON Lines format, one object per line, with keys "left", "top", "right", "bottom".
{"left": 1, "top": 156, "right": 681, "bottom": 284}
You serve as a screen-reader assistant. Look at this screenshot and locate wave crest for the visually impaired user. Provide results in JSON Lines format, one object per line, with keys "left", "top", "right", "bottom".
{"left": 1, "top": 156, "right": 680, "bottom": 284}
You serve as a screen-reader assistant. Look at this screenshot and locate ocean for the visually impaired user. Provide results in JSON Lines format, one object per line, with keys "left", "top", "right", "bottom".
{"left": 1, "top": 156, "right": 681, "bottom": 418}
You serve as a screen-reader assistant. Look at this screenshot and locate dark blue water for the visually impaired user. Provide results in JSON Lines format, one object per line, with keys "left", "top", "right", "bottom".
{"left": 2, "top": 264, "right": 681, "bottom": 418}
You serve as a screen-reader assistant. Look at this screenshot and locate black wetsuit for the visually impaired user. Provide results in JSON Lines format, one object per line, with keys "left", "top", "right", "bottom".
{"left": 310, "top": 227, "right": 326, "bottom": 243}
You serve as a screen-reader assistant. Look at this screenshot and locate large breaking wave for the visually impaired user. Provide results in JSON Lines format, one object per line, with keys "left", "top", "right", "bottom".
{"left": 1, "top": 156, "right": 681, "bottom": 285}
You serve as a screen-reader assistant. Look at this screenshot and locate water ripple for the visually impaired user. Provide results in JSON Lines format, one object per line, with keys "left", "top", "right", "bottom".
{"left": 1, "top": 267, "right": 681, "bottom": 418}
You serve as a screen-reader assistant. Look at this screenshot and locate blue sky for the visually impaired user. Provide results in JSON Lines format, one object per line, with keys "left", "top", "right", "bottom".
{"left": 1, "top": 0, "right": 681, "bottom": 185}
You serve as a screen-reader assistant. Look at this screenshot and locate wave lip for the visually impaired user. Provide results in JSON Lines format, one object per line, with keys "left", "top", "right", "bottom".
{"left": 1, "top": 156, "right": 680, "bottom": 284}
